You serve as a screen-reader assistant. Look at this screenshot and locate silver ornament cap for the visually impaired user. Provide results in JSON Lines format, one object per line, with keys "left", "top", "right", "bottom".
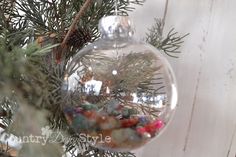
{"left": 99, "top": 16, "right": 135, "bottom": 39}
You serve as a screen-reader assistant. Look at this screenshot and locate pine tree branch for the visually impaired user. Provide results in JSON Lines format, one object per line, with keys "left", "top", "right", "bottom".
{"left": 146, "top": 18, "right": 189, "bottom": 58}
{"left": 61, "top": 0, "right": 93, "bottom": 49}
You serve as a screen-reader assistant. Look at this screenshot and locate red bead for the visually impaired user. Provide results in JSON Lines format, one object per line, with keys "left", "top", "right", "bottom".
{"left": 144, "top": 124, "right": 156, "bottom": 133}
{"left": 144, "top": 120, "right": 164, "bottom": 134}
{"left": 154, "top": 120, "right": 164, "bottom": 129}
{"left": 120, "top": 118, "right": 139, "bottom": 128}
{"left": 136, "top": 127, "right": 147, "bottom": 134}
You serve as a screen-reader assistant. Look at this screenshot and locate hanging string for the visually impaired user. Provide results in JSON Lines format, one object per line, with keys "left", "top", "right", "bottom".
{"left": 113, "top": 0, "right": 119, "bottom": 58}
{"left": 115, "top": 0, "right": 118, "bottom": 15}
{"left": 162, "top": 0, "right": 169, "bottom": 32}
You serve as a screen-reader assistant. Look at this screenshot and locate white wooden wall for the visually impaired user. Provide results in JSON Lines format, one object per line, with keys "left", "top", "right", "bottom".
{"left": 130, "top": 0, "right": 236, "bottom": 157}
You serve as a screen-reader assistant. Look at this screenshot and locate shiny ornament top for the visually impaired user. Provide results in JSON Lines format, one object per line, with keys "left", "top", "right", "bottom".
{"left": 99, "top": 16, "right": 134, "bottom": 39}
{"left": 63, "top": 16, "right": 178, "bottom": 152}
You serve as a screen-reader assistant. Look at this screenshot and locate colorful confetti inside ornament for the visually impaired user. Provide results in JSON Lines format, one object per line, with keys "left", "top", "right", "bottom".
{"left": 62, "top": 16, "right": 178, "bottom": 152}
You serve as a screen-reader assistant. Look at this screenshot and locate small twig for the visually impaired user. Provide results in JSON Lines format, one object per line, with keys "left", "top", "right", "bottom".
{"left": 61, "top": 0, "right": 93, "bottom": 48}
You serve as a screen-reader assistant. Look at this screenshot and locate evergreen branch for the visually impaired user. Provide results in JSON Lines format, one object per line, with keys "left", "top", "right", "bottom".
{"left": 146, "top": 18, "right": 189, "bottom": 58}
{"left": 84, "top": 146, "right": 136, "bottom": 157}
{"left": 1, "top": 0, "right": 145, "bottom": 61}
{"left": 0, "top": 1, "right": 183, "bottom": 157}
{"left": 0, "top": 30, "right": 59, "bottom": 109}
{"left": 67, "top": 145, "right": 136, "bottom": 157}
{"left": 159, "top": 28, "right": 189, "bottom": 58}
{"left": 61, "top": 0, "right": 93, "bottom": 49}
{"left": 0, "top": 96, "right": 18, "bottom": 129}
{"left": 15, "top": 0, "right": 48, "bottom": 31}
{"left": 146, "top": 19, "right": 164, "bottom": 45}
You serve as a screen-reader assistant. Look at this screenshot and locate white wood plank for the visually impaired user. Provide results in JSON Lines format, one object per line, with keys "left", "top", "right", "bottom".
{"left": 131, "top": 0, "right": 236, "bottom": 156}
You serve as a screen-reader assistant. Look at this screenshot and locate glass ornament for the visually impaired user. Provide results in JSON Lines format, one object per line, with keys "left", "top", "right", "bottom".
{"left": 62, "top": 16, "right": 178, "bottom": 152}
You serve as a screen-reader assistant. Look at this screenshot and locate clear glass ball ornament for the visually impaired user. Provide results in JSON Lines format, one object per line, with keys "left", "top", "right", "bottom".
{"left": 63, "top": 16, "right": 178, "bottom": 152}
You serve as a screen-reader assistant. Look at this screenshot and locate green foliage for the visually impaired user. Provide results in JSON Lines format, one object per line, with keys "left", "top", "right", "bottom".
{"left": 0, "top": 31, "right": 57, "bottom": 106}
{"left": 0, "top": 1, "right": 187, "bottom": 157}
{"left": 146, "top": 18, "right": 189, "bottom": 58}
{"left": 5, "top": 0, "right": 144, "bottom": 43}
{"left": 76, "top": 147, "right": 136, "bottom": 157}
{"left": 66, "top": 144, "right": 136, "bottom": 157}
{"left": 0, "top": 96, "right": 18, "bottom": 129}
{"left": 1, "top": 1, "right": 146, "bottom": 156}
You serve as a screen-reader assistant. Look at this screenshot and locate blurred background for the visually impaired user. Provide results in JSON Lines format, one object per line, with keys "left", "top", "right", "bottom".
{"left": 130, "top": 0, "right": 236, "bottom": 157}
